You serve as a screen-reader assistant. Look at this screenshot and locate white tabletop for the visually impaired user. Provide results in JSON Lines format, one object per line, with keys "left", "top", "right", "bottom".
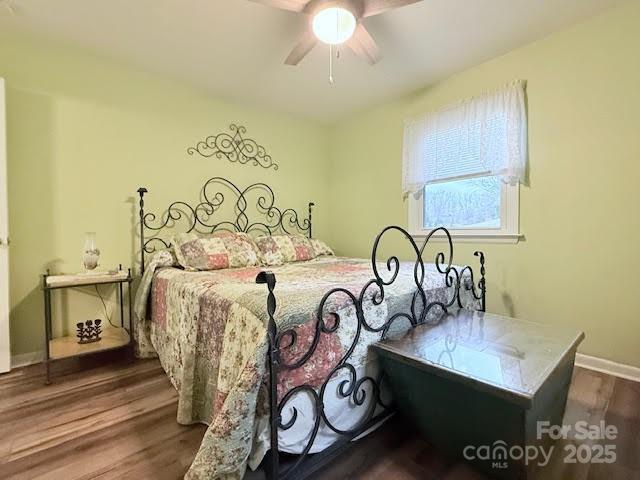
{"left": 45, "top": 270, "right": 130, "bottom": 288}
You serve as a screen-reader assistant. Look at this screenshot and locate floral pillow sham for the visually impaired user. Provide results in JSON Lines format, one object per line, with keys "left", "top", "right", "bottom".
{"left": 212, "top": 231, "right": 261, "bottom": 267}
{"left": 255, "top": 235, "right": 334, "bottom": 266}
{"left": 172, "top": 231, "right": 260, "bottom": 271}
{"left": 254, "top": 234, "right": 313, "bottom": 266}
{"left": 172, "top": 232, "right": 334, "bottom": 270}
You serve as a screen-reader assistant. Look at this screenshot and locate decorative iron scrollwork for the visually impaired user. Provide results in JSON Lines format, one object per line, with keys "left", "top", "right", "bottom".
{"left": 136, "top": 177, "right": 311, "bottom": 273}
{"left": 258, "top": 226, "right": 486, "bottom": 480}
{"left": 187, "top": 124, "right": 278, "bottom": 170}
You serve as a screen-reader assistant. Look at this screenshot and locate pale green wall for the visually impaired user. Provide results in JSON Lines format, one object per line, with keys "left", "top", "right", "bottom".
{"left": 3, "top": 1, "right": 640, "bottom": 368}
{"left": 328, "top": 1, "right": 640, "bottom": 368}
{"left": 1, "top": 32, "right": 330, "bottom": 356}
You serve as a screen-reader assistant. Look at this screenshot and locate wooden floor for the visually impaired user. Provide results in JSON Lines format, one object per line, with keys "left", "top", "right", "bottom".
{"left": 0, "top": 353, "right": 638, "bottom": 480}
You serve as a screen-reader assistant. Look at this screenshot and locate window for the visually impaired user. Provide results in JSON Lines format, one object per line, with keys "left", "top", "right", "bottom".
{"left": 424, "top": 176, "right": 500, "bottom": 229}
{"left": 409, "top": 177, "right": 519, "bottom": 241}
{"left": 404, "top": 81, "right": 526, "bottom": 242}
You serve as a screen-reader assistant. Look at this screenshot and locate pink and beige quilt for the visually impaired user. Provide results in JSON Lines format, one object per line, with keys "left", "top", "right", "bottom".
{"left": 133, "top": 251, "right": 478, "bottom": 479}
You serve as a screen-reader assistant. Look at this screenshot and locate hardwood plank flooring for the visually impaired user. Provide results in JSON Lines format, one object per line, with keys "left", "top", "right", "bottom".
{"left": 0, "top": 354, "right": 637, "bottom": 480}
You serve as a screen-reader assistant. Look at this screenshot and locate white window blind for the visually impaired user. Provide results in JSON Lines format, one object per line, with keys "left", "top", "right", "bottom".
{"left": 402, "top": 80, "right": 527, "bottom": 196}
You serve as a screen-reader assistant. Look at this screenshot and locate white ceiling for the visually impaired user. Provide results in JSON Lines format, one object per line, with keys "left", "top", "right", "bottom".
{"left": 0, "top": 0, "right": 626, "bottom": 122}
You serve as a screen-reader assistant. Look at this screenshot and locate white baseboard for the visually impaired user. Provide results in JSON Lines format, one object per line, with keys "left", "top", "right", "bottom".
{"left": 575, "top": 353, "right": 640, "bottom": 383}
{"left": 8, "top": 350, "right": 640, "bottom": 383}
{"left": 11, "top": 350, "right": 44, "bottom": 369}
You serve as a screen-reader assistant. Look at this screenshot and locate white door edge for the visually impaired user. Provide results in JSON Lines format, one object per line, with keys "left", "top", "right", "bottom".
{"left": 0, "top": 78, "right": 10, "bottom": 373}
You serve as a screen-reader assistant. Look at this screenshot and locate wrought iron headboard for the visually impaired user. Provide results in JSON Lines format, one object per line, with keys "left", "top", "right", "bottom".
{"left": 136, "top": 176, "right": 314, "bottom": 273}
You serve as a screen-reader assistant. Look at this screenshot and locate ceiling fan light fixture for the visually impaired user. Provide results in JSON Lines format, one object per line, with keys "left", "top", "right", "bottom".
{"left": 312, "top": 7, "right": 356, "bottom": 45}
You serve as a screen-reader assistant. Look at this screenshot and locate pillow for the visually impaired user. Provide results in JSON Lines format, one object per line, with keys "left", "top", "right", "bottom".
{"left": 172, "top": 231, "right": 259, "bottom": 271}
{"left": 254, "top": 234, "right": 316, "bottom": 266}
{"left": 172, "top": 232, "right": 230, "bottom": 271}
{"left": 211, "top": 231, "right": 261, "bottom": 268}
{"left": 289, "top": 234, "right": 316, "bottom": 262}
{"left": 311, "top": 238, "right": 334, "bottom": 257}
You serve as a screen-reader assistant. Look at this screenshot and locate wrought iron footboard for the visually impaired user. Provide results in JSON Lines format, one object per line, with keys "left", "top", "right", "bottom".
{"left": 256, "top": 226, "right": 486, "bottom": 480}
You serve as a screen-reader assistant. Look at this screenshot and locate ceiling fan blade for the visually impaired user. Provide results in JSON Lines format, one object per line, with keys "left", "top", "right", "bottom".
{"left": 346, "top": 24, "right": 381, "bottom": 65}
{"left": 284, "top": 31, "right": 318, "bottom": 65}
{"left": 248, "top": 0, "right": 309, "bottom": 13}
{"left": 363, "top": 0, "right": 422, "bottom": 17}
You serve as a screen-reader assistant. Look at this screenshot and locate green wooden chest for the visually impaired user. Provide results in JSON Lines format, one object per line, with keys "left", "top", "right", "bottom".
{"left": 373, "top": 309, "right": 584, "bottom": 479}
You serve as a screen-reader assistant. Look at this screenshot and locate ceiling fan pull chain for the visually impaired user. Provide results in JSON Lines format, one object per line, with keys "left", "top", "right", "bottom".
{"left": 329, "top": 44, "right": 334, "bottom": 84}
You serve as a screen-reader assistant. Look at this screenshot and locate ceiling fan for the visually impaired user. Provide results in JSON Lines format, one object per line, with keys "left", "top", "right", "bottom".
{"left": 250, "top": 0, "right": 422, "bottom": 66}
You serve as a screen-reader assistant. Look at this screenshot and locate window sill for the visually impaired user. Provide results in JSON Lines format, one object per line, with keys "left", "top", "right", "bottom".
{"left": 410, "top": 231, "right": 524, "bottom": 244}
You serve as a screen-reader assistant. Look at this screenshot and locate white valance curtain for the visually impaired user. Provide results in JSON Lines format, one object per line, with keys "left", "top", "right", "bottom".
{"left": 402, "top": 80, "right": 527, "bottom": 196}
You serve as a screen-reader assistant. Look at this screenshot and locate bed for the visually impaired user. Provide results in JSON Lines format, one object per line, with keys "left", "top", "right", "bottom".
{"left": 132, "top": 177, "right": 486, "bottom": 480}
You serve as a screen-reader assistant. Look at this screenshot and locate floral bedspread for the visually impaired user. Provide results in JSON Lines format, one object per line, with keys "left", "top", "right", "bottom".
{"left": 133, "top": 252, "right": 479, "bottom": 479}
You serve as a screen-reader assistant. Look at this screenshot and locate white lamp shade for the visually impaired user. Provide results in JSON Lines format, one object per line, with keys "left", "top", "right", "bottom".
{"left": 312, "top": 7, "right": 357, "bottom": 45}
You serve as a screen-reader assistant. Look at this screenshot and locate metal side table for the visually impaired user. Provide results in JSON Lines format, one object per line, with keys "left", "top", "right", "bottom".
{"left": 42, "top": 266, "right": 133, "bottom": 384}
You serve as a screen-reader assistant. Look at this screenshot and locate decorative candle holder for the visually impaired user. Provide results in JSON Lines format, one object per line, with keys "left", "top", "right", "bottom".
{"left": 76, "top": 319, "right": 102, "bottom": 344}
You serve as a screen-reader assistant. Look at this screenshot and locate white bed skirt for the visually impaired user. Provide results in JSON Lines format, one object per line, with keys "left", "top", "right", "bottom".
{"left": 249, "top": 360, "right": 389, "bottom": 469}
